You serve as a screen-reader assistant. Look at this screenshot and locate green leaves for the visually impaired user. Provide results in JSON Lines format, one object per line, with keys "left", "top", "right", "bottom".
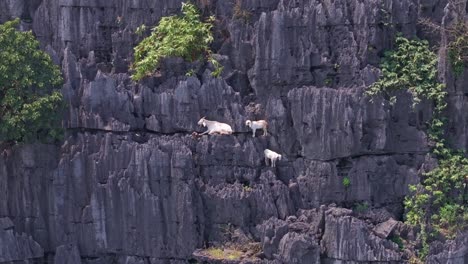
{"left": 342, "top": 176, "right": 351, "bottom": 188}
{"left": 0, "top": 18, "right": 64, "bottom": 143}
{"left": 447, "top": 22, "right": 468, "bottom": 76}
{"left": 132, "top": 2, "right": 222, "bottom": 81}
{"left": 367, "top": 37, "right": 443, "bottom": 109}
{"left": 368, "top": 35, "right": 468, "bottom": 259}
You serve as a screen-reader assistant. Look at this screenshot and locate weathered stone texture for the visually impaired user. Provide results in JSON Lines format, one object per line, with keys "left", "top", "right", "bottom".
{"left": 0, "top": 0, "right": 467, "bottom": 263}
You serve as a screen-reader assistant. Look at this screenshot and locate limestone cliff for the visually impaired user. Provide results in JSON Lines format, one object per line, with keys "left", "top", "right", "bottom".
{"left": 0, "top": 0, "right": 467, "bottom": 263}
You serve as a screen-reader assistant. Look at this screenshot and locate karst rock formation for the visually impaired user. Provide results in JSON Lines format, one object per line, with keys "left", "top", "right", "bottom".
{"left": 0, "top": 0, "right": 467, "bottom": 263}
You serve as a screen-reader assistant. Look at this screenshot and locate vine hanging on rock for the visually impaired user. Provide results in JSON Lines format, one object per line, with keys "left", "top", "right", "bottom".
{"left": 366, "top": 35, "right": 468, "bottom": 260}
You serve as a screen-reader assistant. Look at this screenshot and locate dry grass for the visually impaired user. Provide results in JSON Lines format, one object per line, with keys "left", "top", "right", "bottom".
{"left": 233, "top": 0, "right": 252, "bottom": 22}
{"left": 205, "top": 247, "right": 244, "bottom": 260}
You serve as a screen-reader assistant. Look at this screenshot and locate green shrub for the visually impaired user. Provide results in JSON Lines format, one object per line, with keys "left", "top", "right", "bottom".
{"left": 390, "top": 235, "right": 405, "bottom": 250}
{"left": 353, "top": 202, "right": 369, "bottom": 213}
{"left": 0, "top": 18, "right": 64, "bottom": 143}
{"left": 135, "top": 24, "right": 147, "bottom": 36}
{"left": 233, "top": 0, "right": 252, "bottom": 23}
{"left": 447, "top": 22, "right": 468, "bottom": 76}
{"left": 342, "top": 177, "right": 351, "bottom": 188}
{"left": 366, "top": 36, "right": 446, "bottom": 110}
{"left": 367, "top": 35, "right": 468, "bottom": 259}
{"left": 132, "top": 2, "right": 222, "bottom": 80}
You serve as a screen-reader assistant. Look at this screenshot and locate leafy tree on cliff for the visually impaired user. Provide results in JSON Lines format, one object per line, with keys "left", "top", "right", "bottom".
{"left": 0, "top": 18, "right": 64, "bottom": 143}
{"left": 131, "top": 2, "right": 222, "bottom": 80}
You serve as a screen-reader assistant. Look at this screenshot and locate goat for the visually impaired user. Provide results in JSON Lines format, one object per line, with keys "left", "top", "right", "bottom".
{"left": 197, "top": 117, "right": 233, "bottom": 135}
{"left": 264, "top": 149, "right": 282, "bottom": 167}
{"left": 245, "top": 120, "right": 268, "bottom": 137}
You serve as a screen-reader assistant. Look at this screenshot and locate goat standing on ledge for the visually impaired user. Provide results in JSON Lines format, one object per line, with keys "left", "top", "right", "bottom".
{"left": 197, "top": 117, "right": 233, "bottom": 135}
{"left": 245, "top": 120, "right": 268, "bottom": 137}
{"left": 264, "top": 149, "right": 282, "bottom": 167}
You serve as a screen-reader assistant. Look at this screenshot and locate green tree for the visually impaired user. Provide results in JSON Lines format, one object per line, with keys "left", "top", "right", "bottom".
{"left": 131, "top": 2, "right": 222, "bottom": 81}
{"left": 0, "top": 18, "right": 64, "bottom": 143}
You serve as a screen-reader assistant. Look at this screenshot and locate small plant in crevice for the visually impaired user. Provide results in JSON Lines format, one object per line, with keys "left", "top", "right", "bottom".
{"left": 116, "top": 16, "right": 124, "bottom": 26}
{"left": 353, "top": 201, "right": 369, "bottom": 213}
{"left": 446, "top": 21, "right": 468, "bottom": 76}
{"left": 242, "top": 184, "right": 253, "bottom": 192}
{"left": 208, "top": 55, "right": 224, "bottom": 78}
{"left": 342, "top": 176, "right": 351, "bottom": 189}
{"left": 419, "top": 0, "right": 468, "bottom": 76}
{"left": 135, "top": 24, "right": 147, "bottom": 36}
{"left": 185, "top": 69, "right": 196, "bottom": 77}
{"left": 367, "top": 35, "right": 468, "bottom": 260}
{"left": 233, "top": 0, "right": 252, "bottom": 23}
{"left": 131, "top": 2, "right": 222, "bottom": 81}
{"left": 389, "top": 235, "right": 405, "bottom": 250}
{"left": 333, "top": 63, "right": 340, "bottom": 71}
{"left": 378, "top": 7, "right": 393, "bottom": 28}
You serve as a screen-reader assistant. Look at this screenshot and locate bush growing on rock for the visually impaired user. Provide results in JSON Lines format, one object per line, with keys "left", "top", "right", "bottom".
{"left": 0, "top": 18, "right": 64, "bottom": 143}
{"left": 342, "top": 176, "right": 351, "bottom": 188}
{"left": 419, "top": 1, "right": 468, "bottom": 76}
{"left": 367, "top": 35, "right": 468, "bottom": 260}
{"left": 131, "top": 2, "right": 222, "bottom": 80}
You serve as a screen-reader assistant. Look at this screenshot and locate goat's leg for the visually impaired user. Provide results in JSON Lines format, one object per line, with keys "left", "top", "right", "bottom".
{"left": 199, "top": 130, "right": 210, "bottom": 135}
{"left": 273, "top": 159, "right": 276, "bottom": 167}
{"left": 220, "top": 130, "right": 231, "bottom": 135}
{"left": 252, "top": 128, "right": 256, "bottom": 137}
{"left": 263, "top": 127, "right": 268, "bottom": 136}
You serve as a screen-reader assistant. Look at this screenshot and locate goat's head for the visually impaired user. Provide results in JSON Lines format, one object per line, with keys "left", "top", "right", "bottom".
{"left": 245, "top": 120, "right": 252, "bottom": 127}
{"left": 197, "top": 117, "right": 206, "bottom": 127}
{"left": 278, "top": 154, "right": 282, "bottom": 161}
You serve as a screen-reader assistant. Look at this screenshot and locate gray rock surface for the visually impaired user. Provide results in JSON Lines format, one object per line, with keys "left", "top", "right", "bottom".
{"left": 321, "top": 208, "right": 401, "bottom": 262}
{"left": 54, "top": 244, "right": 82, "bottom": 264}
{"left": 0, "top": 218, "right": 43, "bottom": 262}
{"left": 0, "top": 0, "right": 467, "bottom": 263}
{"left": 373, "top": 218, "right": 398, "bottom": 239}
{"left": 426, "top": 232, "right": 468, "bottom": 264}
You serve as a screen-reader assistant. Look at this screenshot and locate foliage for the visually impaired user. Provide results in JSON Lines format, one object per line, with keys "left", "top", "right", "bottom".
{"left": 242, "top": 184, "right": 253, "bottom": 192}
{"left": 447, "top": 22, "right": 468, "bottom": 76}
{"left": 405, "top": 154, "right": 468, "bottom": 239}
{"left": 233, "top": 0, "right": 251, "bottom": 23}
{"left": 366, "top": 36, "right": 446, "bottom": 109}
{"left": 367, "top": 35, "right": 468, "bottom": 260}
{"left": 0, "top": 18, "right": 64, "bottom": 143}
{"left": 419, "top": 1, "right": 468, "bottom": 76}
{"left": 135, "top": 24, "right": 147, "bottom": 36}
{"left": 185, "top": 69, "right": 196, "bottom": 77}
{"left": 390, "top": 235, "right": 405, "bottom": 250}
{"left": 208, "top": 55, "right": 223, "bottom": 78}
{"left": 132, "top": 2, "right": 222, "bottom": 80}
{"left": 342, "top": 176, "right": 351, "bottom": 188}
{"left": 353, "top": 202, "right": 369, "bottom": 213}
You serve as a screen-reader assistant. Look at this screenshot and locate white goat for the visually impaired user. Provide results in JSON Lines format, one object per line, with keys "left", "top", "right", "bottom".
{"left": 197, "top": 117, "right": 233, "bottom": 135}
{"left": 245, "top": 120, "right": 268, "bottom": 137}
{"left": 264, "top": 149, "right": 282, "bottom": 167}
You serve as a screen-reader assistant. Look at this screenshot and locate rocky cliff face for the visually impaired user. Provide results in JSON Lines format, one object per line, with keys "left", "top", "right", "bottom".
{"left": 0, "top": 0, "right": 467, "bottom": 263}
